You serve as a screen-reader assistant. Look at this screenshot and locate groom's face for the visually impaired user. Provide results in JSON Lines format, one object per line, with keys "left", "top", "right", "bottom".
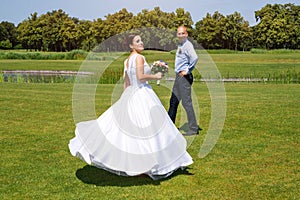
{"left": 177, "top": 27, "right": 188, "bottom": 42}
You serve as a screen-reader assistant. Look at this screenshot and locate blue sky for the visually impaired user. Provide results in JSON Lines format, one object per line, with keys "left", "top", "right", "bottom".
{"left": 1, "top": 0, "right": 297, "bottom": 26}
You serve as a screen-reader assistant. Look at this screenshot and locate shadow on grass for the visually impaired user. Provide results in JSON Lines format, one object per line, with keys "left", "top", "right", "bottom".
{"left": 76, "top": 165, "right": 194, "bottom": 186}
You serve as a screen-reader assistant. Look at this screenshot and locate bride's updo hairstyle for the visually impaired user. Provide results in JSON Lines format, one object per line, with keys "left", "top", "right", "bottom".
{"left": 124, "top": 34, "right": 138, "bottom": 52}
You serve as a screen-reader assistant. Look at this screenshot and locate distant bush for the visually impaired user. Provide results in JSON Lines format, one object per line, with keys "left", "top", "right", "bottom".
{"left": 269, "top": 49, "right": 298, "bottom": 54}
{"left": 0, "top": 50, "right": 89, "bottom": 60}
{"left": 65, "top": 50, "right": 88, "bottom": 60}
{"left": 48, "top": 53, "right": 66, "bottom": 60}
{"left": 205, "top": 49, "right": 242, "bottom": 54}
{"left": 24, "top": 52, "right": 44, "bottom": 60}
{"left": 0, "top": 39, "right": 13, "bottom": 49}
{"left": 5, "top": 52, "right": 26, "bottom": 59}
{"left": 13, "top": 44, "right": 23, "bottom": 49}
{"left": 250, "top": 48, "right": 268, "bottom": 54}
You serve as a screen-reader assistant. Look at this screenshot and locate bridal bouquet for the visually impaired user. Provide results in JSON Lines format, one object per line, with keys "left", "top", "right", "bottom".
{"left": 151, "top": 60, "right": 169, "bottom": 85}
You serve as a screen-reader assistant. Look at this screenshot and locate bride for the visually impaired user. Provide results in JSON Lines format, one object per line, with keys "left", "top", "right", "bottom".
{"left": 69, "top": 34, "right": 193, "bottom": 180}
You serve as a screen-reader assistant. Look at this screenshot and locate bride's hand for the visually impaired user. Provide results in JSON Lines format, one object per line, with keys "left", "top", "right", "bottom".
{"left": 155, "top": 72, "right": 162, "bottom": 80}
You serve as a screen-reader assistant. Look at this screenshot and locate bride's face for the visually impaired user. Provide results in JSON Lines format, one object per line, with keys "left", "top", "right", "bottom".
{"left": 130, "top": 35, "right": 144, "bottom": 53}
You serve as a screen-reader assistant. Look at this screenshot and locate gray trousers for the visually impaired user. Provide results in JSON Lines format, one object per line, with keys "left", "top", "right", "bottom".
{"left": 168, "top": 73, "right": 198, "bottom": 131}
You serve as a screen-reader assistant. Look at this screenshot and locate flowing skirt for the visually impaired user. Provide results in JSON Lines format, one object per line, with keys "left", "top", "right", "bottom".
{"left": 69, "top": 84, "right": 193, "bottom": 180}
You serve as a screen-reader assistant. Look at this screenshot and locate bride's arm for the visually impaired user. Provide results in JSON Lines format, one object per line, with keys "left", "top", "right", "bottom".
{"left": 136, "top": 55, "right": 162, "bottom": 82}
{"left": 123, "top": 58, "right": 130, "bottom": 89}
{"left": 124, "top": 72, "right": 130, "bottom": 89}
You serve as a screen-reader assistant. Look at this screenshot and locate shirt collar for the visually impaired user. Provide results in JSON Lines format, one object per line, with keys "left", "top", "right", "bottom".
{"left": 179, "top": 38, "right": 188, "bottom": 46}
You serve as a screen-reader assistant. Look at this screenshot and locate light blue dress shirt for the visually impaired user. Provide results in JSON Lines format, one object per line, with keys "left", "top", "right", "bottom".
{"left": 174, "top": 38, "right": 198, "bottom": 74}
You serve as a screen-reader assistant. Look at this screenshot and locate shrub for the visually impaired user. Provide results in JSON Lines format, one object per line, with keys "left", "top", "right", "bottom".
{"left": 250, "top": 48, "right": 268, "bottom": 54}
{"left": 65, "top": 50, "right": 88, "bottom": 60}
{"left": 5, "top": 52, "right": 26, "bottom": 59}
{"left": 48, "top": 53, "right": 65, "bottom": 60}
{"left": 0, "top": 39, "right": 12, "bottom": 49}
{"left": 250, "top": 48, "right": 299, "bottom": 54}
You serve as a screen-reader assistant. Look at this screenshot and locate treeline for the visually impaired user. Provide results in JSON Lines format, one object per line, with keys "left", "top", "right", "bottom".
{"left": 0, "top": 3, "right": 299, "bottom": 52}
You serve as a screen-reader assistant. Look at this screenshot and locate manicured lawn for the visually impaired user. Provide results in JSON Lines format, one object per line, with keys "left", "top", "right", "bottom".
{"left": 0, "top": 59, "right": 83, "bottom": 71}
{"left": 1, "top": 82, "right": 299, "bottom": 199}
{"left": 209, "top": 53, "right": 300, "bottom": 78}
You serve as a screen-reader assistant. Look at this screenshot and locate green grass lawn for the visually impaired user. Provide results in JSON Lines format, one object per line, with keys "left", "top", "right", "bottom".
{"left": 1, "top": 82, "right": 299, "bottom": 199}
{"left": 0, "top": 59, "right": 83, "bottom": 71}
{"left": 209, "top": 53, "right": 300, "bottom": 79}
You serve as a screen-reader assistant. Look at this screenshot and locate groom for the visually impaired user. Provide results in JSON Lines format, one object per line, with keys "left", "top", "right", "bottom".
{"left": 168, "top": 25, "right": 201, "bottom": 136}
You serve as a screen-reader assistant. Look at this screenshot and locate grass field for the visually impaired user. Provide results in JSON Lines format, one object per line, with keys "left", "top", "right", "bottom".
{"left": 0, "top": 82, "right": 299, "bottom": 199}
{"left": 1, "top": 51, "right": 300, "bottom": 199}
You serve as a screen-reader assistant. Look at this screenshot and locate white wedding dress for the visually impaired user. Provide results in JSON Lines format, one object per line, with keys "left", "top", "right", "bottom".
{"left": 68, "top": 54, "right": 193, "bottom": 180}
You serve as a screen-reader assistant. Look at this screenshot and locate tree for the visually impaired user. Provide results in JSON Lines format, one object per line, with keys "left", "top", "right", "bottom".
{"left": 134, "top": 7, "right": 177, "bottom": 50}
{"left": 195, "top": 11, "right": 225, "bottom": 49}
{"left": 98, "top": 8, "right": 135, "bottom": 51}
{"left": 173, "top": 8, "right": 193, "bottom": 31}
{"left": 75, "top": 20, "right": 97, "bottom": 51}
{"left": 195, "top": 11, "right": 253, "bottom": 50}
{"left": 17, "top": 12, "right": 42, "bottom": 51}
{"left": 11, "top": 4, "right": 299, "bottom": 52}
{"left": 0, "top": 21, "right": 17, "bottom": 49}
{"left": 0, "top": 39, "right": 12, "bottom": 49}
{"left": 97, "top": 7, "right": 179, "bottom": 52}
{"left": 41, "top": 9, "right": 77, "bottom": 51}
{"left": 223, "top": 12, "right": 251, "bottom": 50}
{"left": 254, "top": 3, "right": 300, "bottom": 49}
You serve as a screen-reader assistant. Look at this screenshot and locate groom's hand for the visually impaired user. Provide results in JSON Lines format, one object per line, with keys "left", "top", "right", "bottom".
{"left": 179, "top": 70, "right": 188, "bottom": 77}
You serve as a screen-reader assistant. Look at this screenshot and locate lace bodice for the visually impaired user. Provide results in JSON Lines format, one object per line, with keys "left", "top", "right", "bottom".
{"left": 124, "top": 54, "right": 151, "bottom": 87}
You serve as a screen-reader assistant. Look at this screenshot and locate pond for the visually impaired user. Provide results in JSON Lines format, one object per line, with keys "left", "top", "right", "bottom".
{"left": 1, "top": 70, "right": 298, "bottom": 84}
{"left": 1, "top": 70, "right": 94, "bottom": 83}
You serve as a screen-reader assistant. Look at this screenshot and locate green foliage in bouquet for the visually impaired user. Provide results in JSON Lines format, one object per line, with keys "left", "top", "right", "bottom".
{"left": 151, "top": 60, "right": 169, "bottom": 76}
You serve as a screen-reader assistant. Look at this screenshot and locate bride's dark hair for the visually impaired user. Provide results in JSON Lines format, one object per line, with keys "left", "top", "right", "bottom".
{"left": 128, "top": 34, "right": 137, "bottom": 45}
{"left": 123, "top": 34, "right": 138, "bottom": 51}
